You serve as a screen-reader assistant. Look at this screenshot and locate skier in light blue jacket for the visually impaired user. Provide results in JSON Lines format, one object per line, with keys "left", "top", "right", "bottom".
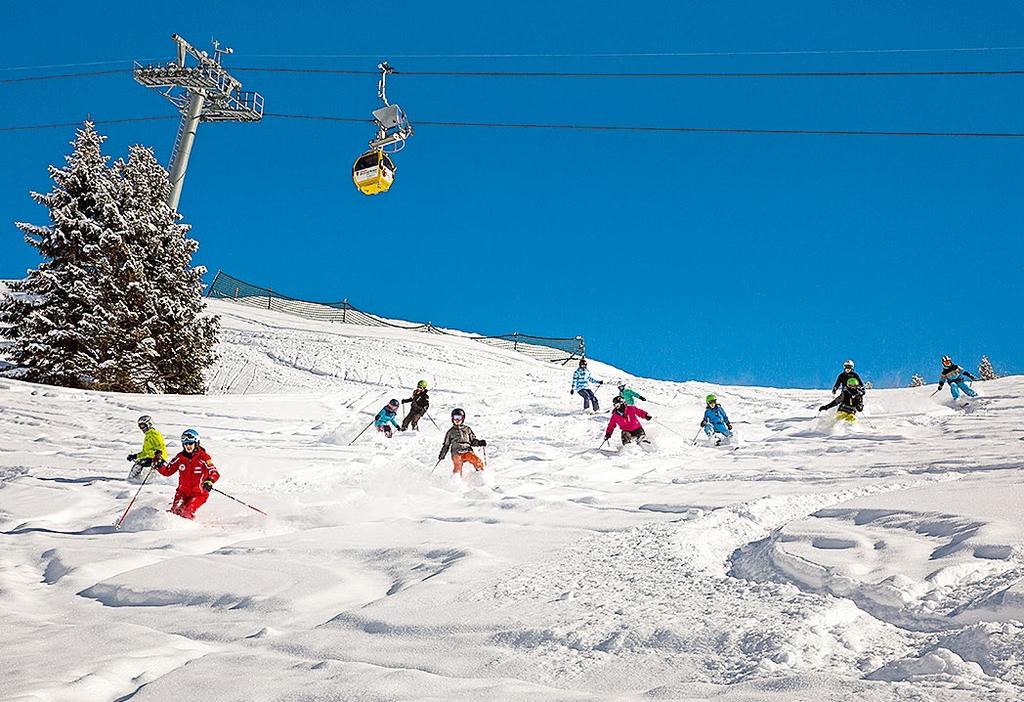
{"left": 701, "top": 394, "right": 733, "bottom": 445}
{"left": 570, "top": 359, "right": 604, "bottom": 412}
{"left": 374, "top": 399, "right": 403, "bottom": 438}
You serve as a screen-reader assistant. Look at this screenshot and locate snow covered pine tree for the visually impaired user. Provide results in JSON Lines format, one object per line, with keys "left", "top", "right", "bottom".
{"left": 909, "top": 374, "right": 926, "bottom": 387}
{"left": 0, "top": 122, "right": 121, "bottom": 388}
{"left": 0, "top": 123, "right": 218, "bottom": 393}
{"left": 978, "top": 355, "right": 997, "bottom": 381}
{"left": 116, "top": 145, "right": 218, "bottom": 394}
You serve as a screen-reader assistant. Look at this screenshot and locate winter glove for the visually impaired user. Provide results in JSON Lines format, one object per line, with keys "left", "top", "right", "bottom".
{"left": 570, "top": 389, "right": 575, "bottom": 395}
{"left": 438, "top": 453, "right": 446, "bottom": 462}
{"left": 401, "top": 398, "right": 410, "bottom": 404}
{"left": 818, "top": 405, "right": 827, "bottom": 412}
{"left": 127, "top": 453, "right": 137, "bottom": 462}
{"left": 700, "top": 420, "right": 707, "bottom": 427}
{"left": 645, "top": 414, "right": 653, "bottom": 420}
{"left": 727, "top": 423, "right": 733, "bottom": 430}
{"left": 638, "top": 395, "right": 647, "bottom": 401}
{"left": 604, "top": 433, "right": 612, "bottom": 441}
{"left": 598, "top": 380, "right": 604, "bottom": 385}
{"left": 201, "top": 480, "right": 214, "bottom": 493}
{"left": 399, "top": 426, "right": 406, "bottom": 432}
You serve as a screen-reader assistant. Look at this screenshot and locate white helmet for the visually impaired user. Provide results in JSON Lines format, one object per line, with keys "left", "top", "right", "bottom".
{"left": 843, "top": 359, "right": 855, "bottom": 369}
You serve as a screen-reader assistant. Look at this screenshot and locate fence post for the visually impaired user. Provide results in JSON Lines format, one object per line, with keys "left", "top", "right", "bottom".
{"left": 267, "top": 288, "right": 273, "bottom": 310}
{"left": 342, "top": 299, "right": 347, "bottom": 324}
{"left": 233, "top": 286, "right": 239, "bottom": 300}
{"left": 206, "top": 270, "right": 222, "bottom": 298}
{"left": 513, "top": 332, "right": 518, "bottom": 352}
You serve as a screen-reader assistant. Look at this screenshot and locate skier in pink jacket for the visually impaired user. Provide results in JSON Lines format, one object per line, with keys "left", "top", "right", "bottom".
{"left": 604, "top": 395, "right": 652, "bottom": 445}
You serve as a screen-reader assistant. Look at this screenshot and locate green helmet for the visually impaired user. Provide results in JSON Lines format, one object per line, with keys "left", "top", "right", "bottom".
{"left": 417, "top": 380, "right": 428, "bottom": 389}
{"left": 706, "top": 394, "right": 717, "bottom": 404}
{"left": 846, "top": 377, "right": 860, "bottom": 387}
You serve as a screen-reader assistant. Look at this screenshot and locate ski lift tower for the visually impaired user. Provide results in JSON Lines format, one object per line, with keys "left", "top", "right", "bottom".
{"left": 134, "top": 34, "right": 264, "bottom": 211}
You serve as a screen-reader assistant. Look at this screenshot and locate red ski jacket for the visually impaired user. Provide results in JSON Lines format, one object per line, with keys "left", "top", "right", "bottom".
{"left": 158, "top": 447, "right": 219, "bottom": 496}
{"left": 605, "top": 405, "right": 651, "bottom": 436}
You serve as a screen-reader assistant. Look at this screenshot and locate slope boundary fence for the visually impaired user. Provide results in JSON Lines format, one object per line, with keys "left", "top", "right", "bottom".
{"left": 207, "top": 271, "right": 585, "bottom": 364}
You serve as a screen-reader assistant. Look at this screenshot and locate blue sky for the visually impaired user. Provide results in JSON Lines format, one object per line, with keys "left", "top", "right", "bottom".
{"left": 2, "top": 2, "right": 1022, "bottom": 388}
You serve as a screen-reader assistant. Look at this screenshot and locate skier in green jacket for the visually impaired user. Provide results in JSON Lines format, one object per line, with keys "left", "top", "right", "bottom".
{"left": 617, "top": 383, "right": 647, "bottom": 406}
{"left": 126, "top": 415, "right": 167, "bottom": 480}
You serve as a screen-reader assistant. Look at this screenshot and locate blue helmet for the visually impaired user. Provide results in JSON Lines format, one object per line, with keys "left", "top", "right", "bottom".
{"left": 181, "top": 428, "right": 200, "bottom": 446}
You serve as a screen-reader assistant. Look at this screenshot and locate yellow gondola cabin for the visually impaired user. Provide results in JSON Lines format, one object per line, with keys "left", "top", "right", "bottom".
{"left": 352, "top": 150, "right": 396, "bottom": 196}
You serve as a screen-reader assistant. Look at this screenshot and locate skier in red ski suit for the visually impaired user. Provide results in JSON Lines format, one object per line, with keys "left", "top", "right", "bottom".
{"left": 157, "top": 428, "right": 219, "bottom": 519}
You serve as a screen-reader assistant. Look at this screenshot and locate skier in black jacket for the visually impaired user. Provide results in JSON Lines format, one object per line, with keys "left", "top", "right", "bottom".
{"left": 832, "top": 359, "right": 863, "bottom": 394}
{"left": 820, "top": 377, "right": 865, "bottom": 421}
{"left": 401, "top": 380, "right": 430, "bottom": 431}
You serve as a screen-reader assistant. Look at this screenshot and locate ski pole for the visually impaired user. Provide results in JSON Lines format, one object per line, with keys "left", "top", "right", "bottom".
{"left": 424, "top": 411, "right": 441, "bottom": 431}
{"left": 347, "top": 418, "right": 376, "bottom": 446}
{"left": 691, "top": 428, "right": 704, "bottom": 446}
{"left": 212, "top": 487, "right": 268, "bottom": 517}
{"left": 483, "top": 446, "right": 488, "bottom": 467}
{"left": 430, "top": 458, "right": 443, "bottom": 474}
{"left": 930, "top": 388, "right": 941, "bottom": 397}
{"left": 114, "top": 466, "right": 156, "bottom": 529}
{"left": 651, "top": 418, "right": 687, "bottom": 440}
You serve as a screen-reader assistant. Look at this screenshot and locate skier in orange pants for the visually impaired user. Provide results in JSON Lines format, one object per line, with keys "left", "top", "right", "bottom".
{"left": 438, "top": 408, "right": 488, "bottom": 475}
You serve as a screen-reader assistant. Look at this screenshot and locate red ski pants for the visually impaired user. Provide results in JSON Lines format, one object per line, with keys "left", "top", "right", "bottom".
{"left": 451, "top": 451, "right": 484, "bottom": 475}
{"left": 171, "top": 490, "right": 209, "bottom": 519}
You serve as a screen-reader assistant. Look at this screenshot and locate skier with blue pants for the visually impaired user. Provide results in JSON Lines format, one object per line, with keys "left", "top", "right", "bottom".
{"left": 938, "top": 356, "right": 978, "bottom": 399}
{"left": 701, "top": 394, "right": 733, "bottom": 445}
{"left": 570, "top": 359, "right": 604, "bottom": 412}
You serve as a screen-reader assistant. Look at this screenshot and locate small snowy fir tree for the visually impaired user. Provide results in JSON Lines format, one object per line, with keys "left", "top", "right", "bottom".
{"left": 0, "top": 123, "right": 119, "bottom": 388}
{"left": 116, "top": 145, "right": 218, "bottom": 394}
{"left": 909, "top": 374, "right": 925, "bottom": 387}
{"left": 863, "top": 381, "right": 873, "bottom": 390}
{"left": 978, "top": 355, "right": 997, "bottom": 381}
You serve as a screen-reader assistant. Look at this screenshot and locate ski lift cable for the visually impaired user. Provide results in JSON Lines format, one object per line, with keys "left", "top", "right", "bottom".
{"left": 3, "top": 45, "right": 1019, "bottom": 73}
{"left": 0, "top": 116, "right": 177, "bottom": 132}
{"left": 0, "top": 69, "right": 129, "bottom": 84}
{"left": 6, "top": 67, "right": 1024, "bottom": 85}
{"left": 243, "top": 45, "right": 1024, "bottom": 59}
{"left": 240, "top": 67, "right": 1024, "bottom": 78}
{"left": 262, "top": 112, "right": 1024, "bottom": 139}
{"left": 0, "top": 58, "right": 161, "bottom": 72}
{"left": 3, "top": 113, "right": 1024, "bottom": 139}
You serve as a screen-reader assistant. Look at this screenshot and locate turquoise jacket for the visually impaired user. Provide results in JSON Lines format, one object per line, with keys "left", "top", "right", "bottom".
{"left": 620, "top": 387, "right": 646, "bottom": 406}
{"left": 374, "top": 407, "right": 400, "bottom": 429}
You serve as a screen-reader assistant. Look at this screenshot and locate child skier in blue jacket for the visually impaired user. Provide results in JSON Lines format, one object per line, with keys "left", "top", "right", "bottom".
{"left": 938, "top": 356, "right": 978, "bottom": 400}
{"left": 570, "top": 359, "right": 604, "bottom": 412}
{"left": 374, "top": 399, "right": 403, "bottom": 438}
{"left": 701, "top": 394, "right": 733, "bottom": 445}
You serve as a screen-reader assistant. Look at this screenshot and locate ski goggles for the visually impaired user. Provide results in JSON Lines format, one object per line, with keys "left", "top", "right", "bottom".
{"left": 181, "top": 440, "right": 198, "bottom": 449}
{"left": 451, "top": 416, "right": 464, "bottom": 423}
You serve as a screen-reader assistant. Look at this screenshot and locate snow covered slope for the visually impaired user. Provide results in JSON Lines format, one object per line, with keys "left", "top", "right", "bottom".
{"left": 1, "top": 298, "right": 1022, "bottom": 701}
